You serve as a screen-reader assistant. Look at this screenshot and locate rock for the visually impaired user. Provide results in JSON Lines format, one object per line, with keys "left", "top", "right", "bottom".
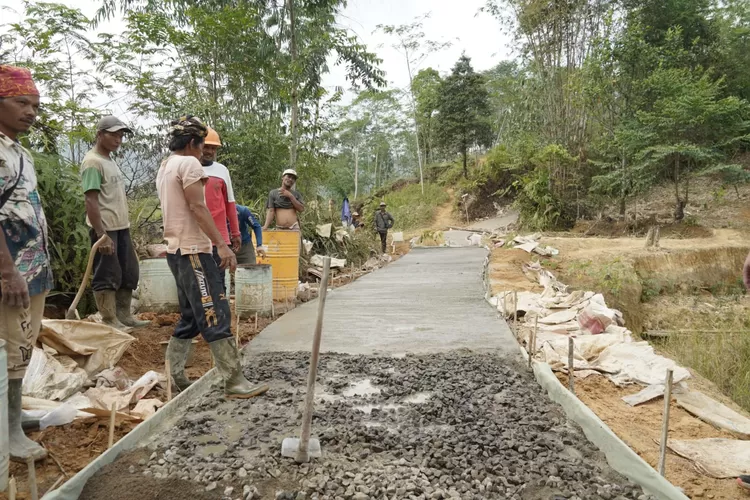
{"left": 128, "top": 465, "right": 136, "bottom": 474}
{"left": 225, "top": 486, "right": 235, "bottom": 496}
{"left": 238, "top": 467, "right": 248, "bottom": 478}
{"left": 206, "top": 482, "right": 218, "bottom": 492}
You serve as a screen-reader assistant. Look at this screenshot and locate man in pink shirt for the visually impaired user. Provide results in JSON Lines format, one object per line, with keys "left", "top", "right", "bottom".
{"left": 200, "top": 127, "right": 240, "bottom": 293}
{"left": 156, "top": 116, "right": 268, "bottom": 399}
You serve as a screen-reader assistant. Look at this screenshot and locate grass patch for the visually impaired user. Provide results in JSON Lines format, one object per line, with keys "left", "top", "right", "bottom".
{"left": 645, "top": 296, "right": 750, "bottom": 411}
{"left": 364, "top": 182, "right": 450, "bottom": 231}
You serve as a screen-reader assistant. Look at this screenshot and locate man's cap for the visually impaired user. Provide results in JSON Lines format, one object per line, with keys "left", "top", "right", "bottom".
{"left": 379, "top": 201, "right": 386, "bottom": 207}
{"left": 97, "top": 115, "right": 132, "bottom": 133}
{"left": 282, "top": 168, "right": 298, "bottom": 178}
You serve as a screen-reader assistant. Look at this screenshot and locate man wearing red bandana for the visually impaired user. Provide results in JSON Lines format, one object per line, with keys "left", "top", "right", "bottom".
{"left": 0, "top": 65, "right": 53, "bottom": 462}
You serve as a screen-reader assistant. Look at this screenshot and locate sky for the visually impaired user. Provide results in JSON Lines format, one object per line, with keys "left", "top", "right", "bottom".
{"left": 0, "top": 0, "right": 515, "bottom": 113}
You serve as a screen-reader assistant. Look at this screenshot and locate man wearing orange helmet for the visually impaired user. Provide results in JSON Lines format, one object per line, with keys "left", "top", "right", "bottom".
{"left": 201, "top": 127, "right": 240, "bottom": 294}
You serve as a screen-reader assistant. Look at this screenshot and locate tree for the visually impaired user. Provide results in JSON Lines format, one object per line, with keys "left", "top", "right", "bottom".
{"left": 411, "top": 68, "right": 442, "bottom": 164}
{"left": 436, "top": 55, "right": 492, "bottom": 178}
{"left": 377, "top": 14, "right": 451, "bottom": 193}
{"left": 630, "top": 59, "right": 749, "bottom": 221}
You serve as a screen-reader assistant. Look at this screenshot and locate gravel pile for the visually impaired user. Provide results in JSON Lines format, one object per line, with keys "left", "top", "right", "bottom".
{"left": 100, "top": 351, "right": 654, "bottom": 500}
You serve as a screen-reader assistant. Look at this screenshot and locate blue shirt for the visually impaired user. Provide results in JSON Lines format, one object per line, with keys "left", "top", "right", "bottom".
{"left": 234, "top": 205, "right": 262, "bottom": 247}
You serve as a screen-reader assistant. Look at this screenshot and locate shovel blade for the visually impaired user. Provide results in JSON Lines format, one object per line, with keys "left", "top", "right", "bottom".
{"left": 281, "top": 437, "right": 322, "bottom": 460}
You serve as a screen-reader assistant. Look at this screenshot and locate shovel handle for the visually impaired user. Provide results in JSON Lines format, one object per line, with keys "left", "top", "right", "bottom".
{"left": 296, "top": 256, "right": 330, "bottom": 463}
{"left": 66, "top": 234, "right": 108, "bottom": 320}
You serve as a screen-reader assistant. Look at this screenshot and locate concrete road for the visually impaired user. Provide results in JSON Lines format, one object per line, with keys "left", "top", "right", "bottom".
{"left": 251, "top": 247, "right": 518, "bottom": 357}
{"left": 468, "top": 210, "right": 519, "bottom": 232}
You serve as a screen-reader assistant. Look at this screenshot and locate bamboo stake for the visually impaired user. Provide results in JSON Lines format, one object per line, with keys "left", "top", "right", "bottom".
{"left": 513, "top": 291, "right": 518, "bottom": 330}
{"left": 529, "top": 316, "right": 538, "bottom": 369}
{"left": 43, "top": 475, "right": 65, "bottom": 497}
{"left": 165, "top": 360, "right": 172, "bottom": 402}
{"left": 26, "top": 458, "right": 38, "bottom": 500}
{"left": 235, "top": 306, "right": 241, "bottom": 349}
{"left": 108, "top": 403, "right": 116, "bottom": 448}
{"left": 568, "top": 337, "right": 575, "bottom": 393}
{"left": 659, "top": 368, "right": 674, "bottom": 477}
{"left": 8, "top": 477, "right": 16, "bottom": 500}
{"left": 254, "top": 312, "right": 258, "bottom": 332}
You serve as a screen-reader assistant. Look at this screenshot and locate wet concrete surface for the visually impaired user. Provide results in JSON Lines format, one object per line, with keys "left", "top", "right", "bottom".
{"left": 252, "top": 247, "right": 517, "bottom": 357}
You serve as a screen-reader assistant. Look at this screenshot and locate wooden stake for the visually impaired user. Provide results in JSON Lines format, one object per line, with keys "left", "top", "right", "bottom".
{"left": 26, "top": 458, "right": 38, "bottom": 500}
{"left": 8, "top": 477, "right": 16, "bottom": 500}
{"left": 108, "top": 403, "right": 116, "bottom": 448}
{"left": 658, "top": 368, "right": 674, "bottom": 477}
{"left": 43, "top": 475, "right": 65, "bottom": 497}
{"left": 568, "top": 336, "right": 575, "bottom": 393}
{"left": 165, "top": 360, "right": 172, "bottom": 402}
{"left": 529, "top": 316, "right": 538, "bottom": 369}
{"left": 254, "top": 312, "right": 258, "bottom": 331}
{"left": 513, "top": 291, "right": 518, "bottom": 329}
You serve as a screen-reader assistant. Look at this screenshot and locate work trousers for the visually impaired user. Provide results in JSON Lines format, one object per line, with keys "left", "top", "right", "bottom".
{"left": 2, "top": 292, "right": 47, "bottom": 379}
{"left": 236, "top": 243, "right": 256, "bottom": 266}
{"left": 89, "top": 228, "right": 140, "bottom": 292}
{"left": 378, "top": 231, "right": 388, "bottom": 253}
{"left": 166, "top": 251, "right": 232, "bottom": 344}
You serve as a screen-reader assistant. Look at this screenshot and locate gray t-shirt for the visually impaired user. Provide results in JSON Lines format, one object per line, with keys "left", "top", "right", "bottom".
{"left": 267, "top": 188, "right": 303, "bottom": 210}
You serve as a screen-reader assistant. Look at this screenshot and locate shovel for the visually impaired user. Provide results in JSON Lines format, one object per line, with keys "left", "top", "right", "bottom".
{"left": 281, "top": 256, "right": 330, "bottom": 463}
{"left": 65, "top": 234, "right": 109, "bottom": 320}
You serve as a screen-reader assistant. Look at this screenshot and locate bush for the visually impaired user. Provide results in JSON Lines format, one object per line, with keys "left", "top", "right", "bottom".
{"left": 35, "top": 153, "right": 95, "bottom": 313}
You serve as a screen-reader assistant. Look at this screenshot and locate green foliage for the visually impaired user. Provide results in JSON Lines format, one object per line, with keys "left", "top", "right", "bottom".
{"left": 299, "top": 206, "right": 376, "bottom": 271}
{"left": 363, "top": 183, "right": 449, "bottom": 232}
{"left": 34, "top": 153, "right": 95, "bottom": 312}
{"left": 435, "top": 55, "right": 493, "bottom": 179}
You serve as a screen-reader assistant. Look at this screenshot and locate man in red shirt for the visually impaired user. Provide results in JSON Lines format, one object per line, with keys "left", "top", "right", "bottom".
{"left": 200, "top": 127, "right": 240, "bottom": 293}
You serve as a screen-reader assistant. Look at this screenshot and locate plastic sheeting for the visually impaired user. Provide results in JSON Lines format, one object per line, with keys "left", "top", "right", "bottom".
{"left": 668, "top": 438, "right": 750, "bottom": 478}
{"left": 22, "top": 348, "right": 88, "bottom": 401}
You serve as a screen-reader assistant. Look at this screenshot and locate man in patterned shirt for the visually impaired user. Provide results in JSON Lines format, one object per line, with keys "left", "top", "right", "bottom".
{"left": 0, "top": 65, "right": 53, "bottom": 462}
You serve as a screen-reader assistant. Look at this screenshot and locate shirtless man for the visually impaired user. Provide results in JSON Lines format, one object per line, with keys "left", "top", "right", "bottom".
{"left": 262, "top": 168, "right": 304, "bottom": 230}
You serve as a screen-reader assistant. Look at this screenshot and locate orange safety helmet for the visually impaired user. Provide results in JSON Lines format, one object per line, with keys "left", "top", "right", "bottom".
{"left": 205, "top": 127, "right": 222, "bottom": 147}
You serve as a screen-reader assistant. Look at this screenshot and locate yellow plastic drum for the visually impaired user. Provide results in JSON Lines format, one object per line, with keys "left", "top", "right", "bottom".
{"left": 258, "top": 230, "right": 300, "bottom": 301}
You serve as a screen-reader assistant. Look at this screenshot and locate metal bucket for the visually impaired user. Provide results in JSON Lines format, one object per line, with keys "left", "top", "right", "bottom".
{"left": 235, "top": 264, "right": 273, "bottom": 318}
{"left": 0, "top": 339, "right": 8, "bottom": 491}
{"left": 138, "top": 257, "right": 179, "bottom": 313}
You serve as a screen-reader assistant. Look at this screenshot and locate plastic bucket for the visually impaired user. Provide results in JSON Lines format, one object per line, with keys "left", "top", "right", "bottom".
{"left": 235, "top": 264, "right": 273, "bottom": 318}
{"left": 138, "top": 257, "right": 180, "bottom": 313}
{"left": 258, "top": 230, "right": 299, "bottom": 301}
{"left": 0, "top": 339, "right": 8, "bottom": 491}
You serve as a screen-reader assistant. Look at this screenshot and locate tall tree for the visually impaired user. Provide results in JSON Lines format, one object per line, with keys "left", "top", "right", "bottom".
{"left": 411, "top": 68, "right": 442, "bottom": 165}
{"left": 377, "top": 15, "right": 451, "bottom": 193}
{"left": 436, "top": 55, "right": 492, "bottom": 178}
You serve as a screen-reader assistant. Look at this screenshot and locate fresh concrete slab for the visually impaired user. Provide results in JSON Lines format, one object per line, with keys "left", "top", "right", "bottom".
{"left": 251, "top": 247, "right": 518, "bottom": 357}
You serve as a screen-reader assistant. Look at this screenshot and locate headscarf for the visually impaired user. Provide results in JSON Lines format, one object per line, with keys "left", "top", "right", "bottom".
{"left": 0, "top": 65, "right": 39, "bottom": 98}
{"left": 169, "top": 115, "right": 208, "bottom": 138}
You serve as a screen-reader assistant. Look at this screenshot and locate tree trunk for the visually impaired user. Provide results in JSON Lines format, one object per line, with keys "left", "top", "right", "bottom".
{"left": 286, "top": 0, "right": 299, "bottom": 170}
{"left": 673, "top": 153, "right": 685, "bottom": 222}
{"left": 354, "top": 147, "right": 359, "bottom": 200}
{"left": 462, "top": 147, "right": 468, "bottom": 179}
{"left": 404, "top": 49, "right": 424, "bottom": 195}
{"left": 619, "top": 154, "right": 627, "bottom": 218}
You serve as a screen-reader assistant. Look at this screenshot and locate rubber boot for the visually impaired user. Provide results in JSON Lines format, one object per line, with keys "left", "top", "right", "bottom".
{"left": 166, "top": 337, "right": 193, "bottom": 392}
{"left": 116, "top": 289, "right": 150, "bottom": 328}
{"left": 209, "top": 338, "right": 269, "bottom": 399}
{"left": 94, "top": 290, "right": 132, "bottom": 332}
{"left": 8, "top": 379, "right": 47, "bottom": 462}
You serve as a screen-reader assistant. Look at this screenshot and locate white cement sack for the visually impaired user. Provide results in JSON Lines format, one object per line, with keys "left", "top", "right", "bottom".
{"left": 668, "top": 439, "right": 750, "bottom": 478}
{"left": 675, "top": 391, "right": 750, "bottom": 439}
